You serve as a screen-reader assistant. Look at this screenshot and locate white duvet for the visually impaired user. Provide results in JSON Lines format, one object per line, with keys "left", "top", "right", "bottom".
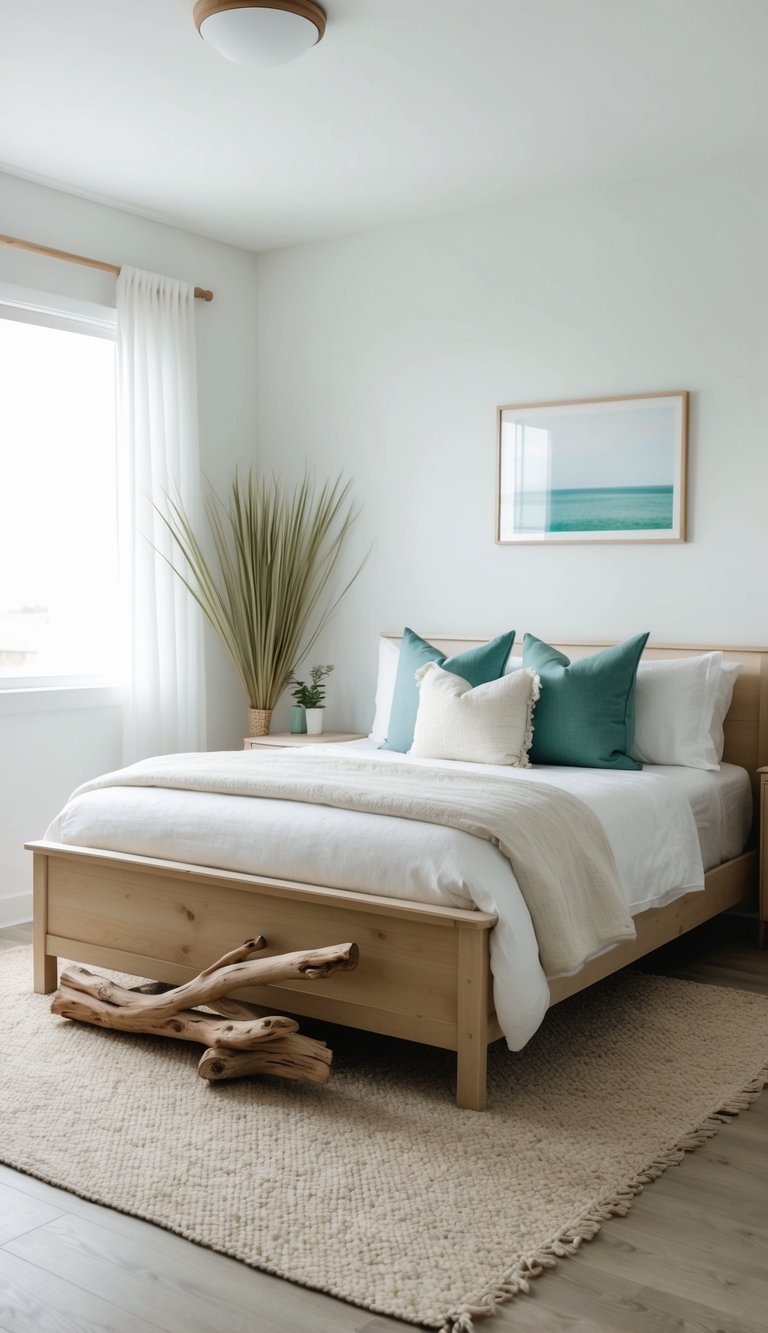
{"left": 44, "top": 741, "right": 750, "bottom": 1051}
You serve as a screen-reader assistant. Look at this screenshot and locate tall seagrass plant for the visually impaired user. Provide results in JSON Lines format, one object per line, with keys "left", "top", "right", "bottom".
{"left": 159, "top": 471, "right": 364, "bottom": 736}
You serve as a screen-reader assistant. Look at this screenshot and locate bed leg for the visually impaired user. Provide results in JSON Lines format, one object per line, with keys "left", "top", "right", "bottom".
{"left": 456, "top": 927, "right": 490, "bottom": 1111}
{"left": 34, "top": 949, "right": 58, "bottom": 994}
{"left": 33, "top": 854, "right": 57, "bottom": 993}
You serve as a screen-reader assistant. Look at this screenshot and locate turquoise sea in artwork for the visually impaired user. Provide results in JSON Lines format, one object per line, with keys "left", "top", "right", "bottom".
{"left": 532, "top": 485, "right": 674, "bottom": 532}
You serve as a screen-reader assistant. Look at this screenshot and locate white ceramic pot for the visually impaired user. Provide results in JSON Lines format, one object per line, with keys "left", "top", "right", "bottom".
{"left": 305, "top": 708, "right": 324, "bottom": 735}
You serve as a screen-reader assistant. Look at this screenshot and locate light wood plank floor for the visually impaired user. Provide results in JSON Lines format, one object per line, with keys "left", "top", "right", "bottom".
{"left": 1, "top": 920, "right": 766, "bottom": 1333}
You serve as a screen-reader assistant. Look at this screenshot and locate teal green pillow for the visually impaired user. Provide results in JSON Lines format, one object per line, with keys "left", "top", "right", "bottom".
{"left": 381, "top": 627, "right": 515, "bottom": 753}
{"left": 523, "top": 633, "right": 649, "bottom": 769}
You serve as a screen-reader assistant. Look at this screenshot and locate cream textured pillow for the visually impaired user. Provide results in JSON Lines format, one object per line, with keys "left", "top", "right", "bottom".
{"left": 410, "top": 663, "right": 540, "bottom": 766}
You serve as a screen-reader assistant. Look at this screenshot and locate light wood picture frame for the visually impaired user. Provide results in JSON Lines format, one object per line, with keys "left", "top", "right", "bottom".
{"left": 496, "top": 391, "right": 688, "bottom": 544}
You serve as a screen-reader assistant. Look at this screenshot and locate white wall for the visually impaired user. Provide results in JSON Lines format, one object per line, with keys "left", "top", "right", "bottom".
{"left": 0, "top": 172, "right": 260, "bottom": 922}
{"left": 255, "top": 163, "right": 767, "bottom": 736}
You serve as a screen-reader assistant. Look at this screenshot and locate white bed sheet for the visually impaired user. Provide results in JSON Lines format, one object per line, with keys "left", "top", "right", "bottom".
{"left": 641, "top": 761, "right": 751, "bottom": 877}
{"left": 44, "top": 742, "right": 751, "bottom": 1052}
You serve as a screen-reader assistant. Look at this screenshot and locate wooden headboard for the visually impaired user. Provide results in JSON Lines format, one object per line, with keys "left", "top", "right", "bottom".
{"left": 383, "top": 635, "right": 768, "bottom": 802}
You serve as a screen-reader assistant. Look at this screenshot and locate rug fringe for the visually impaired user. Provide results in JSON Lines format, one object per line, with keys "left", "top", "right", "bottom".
{"left": 441, "top": 1060, "right": 768, "bottom": 1333}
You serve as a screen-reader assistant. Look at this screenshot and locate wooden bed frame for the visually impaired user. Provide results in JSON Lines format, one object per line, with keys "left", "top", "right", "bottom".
{"left": 28, "top": 638, "right": 768, "bottom": 1111}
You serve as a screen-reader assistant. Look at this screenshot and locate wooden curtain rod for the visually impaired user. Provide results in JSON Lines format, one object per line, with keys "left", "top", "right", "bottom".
{"left": 0, "top": 233, "right": 214, "bottom": 302}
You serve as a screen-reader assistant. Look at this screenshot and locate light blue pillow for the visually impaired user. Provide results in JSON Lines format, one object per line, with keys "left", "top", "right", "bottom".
{"left": 523, "top": 632, "right": 649, "bottom": 769}
{"left": 381, "top": 627, "right": 515, "bottom": 753}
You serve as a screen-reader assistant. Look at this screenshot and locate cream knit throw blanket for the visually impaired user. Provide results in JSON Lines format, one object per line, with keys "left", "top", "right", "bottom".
{"left": 73, "top": 751, "right": 636, "bottom": 977}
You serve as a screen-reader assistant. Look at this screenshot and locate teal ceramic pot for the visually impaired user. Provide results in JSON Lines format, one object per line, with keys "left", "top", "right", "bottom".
{"left": 290, "top": 705, "right": 307, "bottom": 734}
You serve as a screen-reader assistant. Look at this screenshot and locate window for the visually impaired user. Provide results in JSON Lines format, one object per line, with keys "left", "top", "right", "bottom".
{"left": 0, "top": 289, "right": 119, "bottom": 687}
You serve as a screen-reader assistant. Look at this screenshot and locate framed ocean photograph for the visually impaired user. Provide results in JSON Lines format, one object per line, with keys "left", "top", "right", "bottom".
{"left": 496, "top": 391, "right": 688, "bottom": 544}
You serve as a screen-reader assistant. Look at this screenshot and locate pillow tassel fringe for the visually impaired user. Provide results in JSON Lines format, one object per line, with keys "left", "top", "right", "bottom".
{"left": 521, "top": 670, "right": 541, "bottom": 769}
{"left": 442, "top": 1060, "right": 768, "bottom": 1333}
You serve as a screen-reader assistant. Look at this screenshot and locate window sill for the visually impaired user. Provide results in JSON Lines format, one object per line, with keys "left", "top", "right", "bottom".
{"left": 0, "top": 684, "right": 123, "bottom": 716}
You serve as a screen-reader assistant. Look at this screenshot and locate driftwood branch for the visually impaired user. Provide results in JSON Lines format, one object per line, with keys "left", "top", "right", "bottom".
{"left": 59, "top": 941, "right": 358, "bottom": 1018}
{"left": 52, "top": 988, "right": 299, "bottom": 1048}
{"left": 198, "top": 1034, "right": 333, "bottom": 1084}
{"left": 198, "top": 936, "right": 267, "bottom": 974}
{"left": 51, "top": 938, "right": 358, "bottom": 1087}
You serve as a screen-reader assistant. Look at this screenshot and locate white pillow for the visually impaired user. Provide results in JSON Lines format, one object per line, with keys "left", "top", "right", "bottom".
{"left": 368, "top": 637, "right": 400, "bottom": 743}
{"left": 632, "top": 653, "right": 742, "bottom": 770}
{"left": 410, "top": 662, "right": 540, "bottom": 767}
{"left": 710, "top": 661, "right": 742, "bottom": 764}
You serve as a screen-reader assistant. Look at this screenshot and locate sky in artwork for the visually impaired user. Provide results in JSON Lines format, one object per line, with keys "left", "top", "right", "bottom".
{"left": 507, "top": 400, "right": 680, "bottom": 491}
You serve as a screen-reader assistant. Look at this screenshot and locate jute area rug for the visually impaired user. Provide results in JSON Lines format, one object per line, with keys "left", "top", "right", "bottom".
{"left": 3, "top": 947, "right": 767, "bottom": 1333}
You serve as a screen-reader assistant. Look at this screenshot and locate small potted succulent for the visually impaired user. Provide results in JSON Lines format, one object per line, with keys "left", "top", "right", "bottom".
{"left": 288, "top": 664, "right": 334, "bottom": 735}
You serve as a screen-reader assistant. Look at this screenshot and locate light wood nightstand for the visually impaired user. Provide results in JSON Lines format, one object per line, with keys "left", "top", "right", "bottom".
{"left": 759, "top": 768, "right": 768, "bottom": 948}
{"left": 244, "top": 732, "right": 366, "bottom": 751}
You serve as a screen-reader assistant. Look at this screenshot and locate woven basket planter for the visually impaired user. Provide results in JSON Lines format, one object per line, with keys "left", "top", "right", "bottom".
{"left": 248, "top": 708, "right": 273, "bottom": 737}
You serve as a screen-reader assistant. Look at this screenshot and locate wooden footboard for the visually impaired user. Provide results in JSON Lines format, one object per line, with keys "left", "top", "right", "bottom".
{"left": 28, "top": 841, "right": 500, "bottom": 1111}
{"left": 28, "top": 840, "right": 757, "bottom": 1112}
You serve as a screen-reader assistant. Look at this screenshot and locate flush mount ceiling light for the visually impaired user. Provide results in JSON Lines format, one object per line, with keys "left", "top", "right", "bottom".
{"left": 193, "top": 1, "right": 326, "bottom": 67}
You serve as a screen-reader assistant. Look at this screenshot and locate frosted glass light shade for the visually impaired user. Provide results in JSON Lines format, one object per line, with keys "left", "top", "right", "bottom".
{"left": 194, "top": 2, "right": 325, "bottom": 67}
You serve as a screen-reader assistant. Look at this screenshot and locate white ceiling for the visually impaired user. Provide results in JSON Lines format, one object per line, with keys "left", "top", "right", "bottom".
{"left": 1, "top": 0, "right": 765, "bottom": 252}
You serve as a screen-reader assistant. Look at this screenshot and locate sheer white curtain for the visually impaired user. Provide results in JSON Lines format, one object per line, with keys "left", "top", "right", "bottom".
{"left": 116, "top": 266, "right": 206, "bottom": 763}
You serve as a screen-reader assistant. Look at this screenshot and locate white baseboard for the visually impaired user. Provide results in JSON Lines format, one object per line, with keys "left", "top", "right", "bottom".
{"left": 0, "top": 893, "right": 32, "bottom": 928}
